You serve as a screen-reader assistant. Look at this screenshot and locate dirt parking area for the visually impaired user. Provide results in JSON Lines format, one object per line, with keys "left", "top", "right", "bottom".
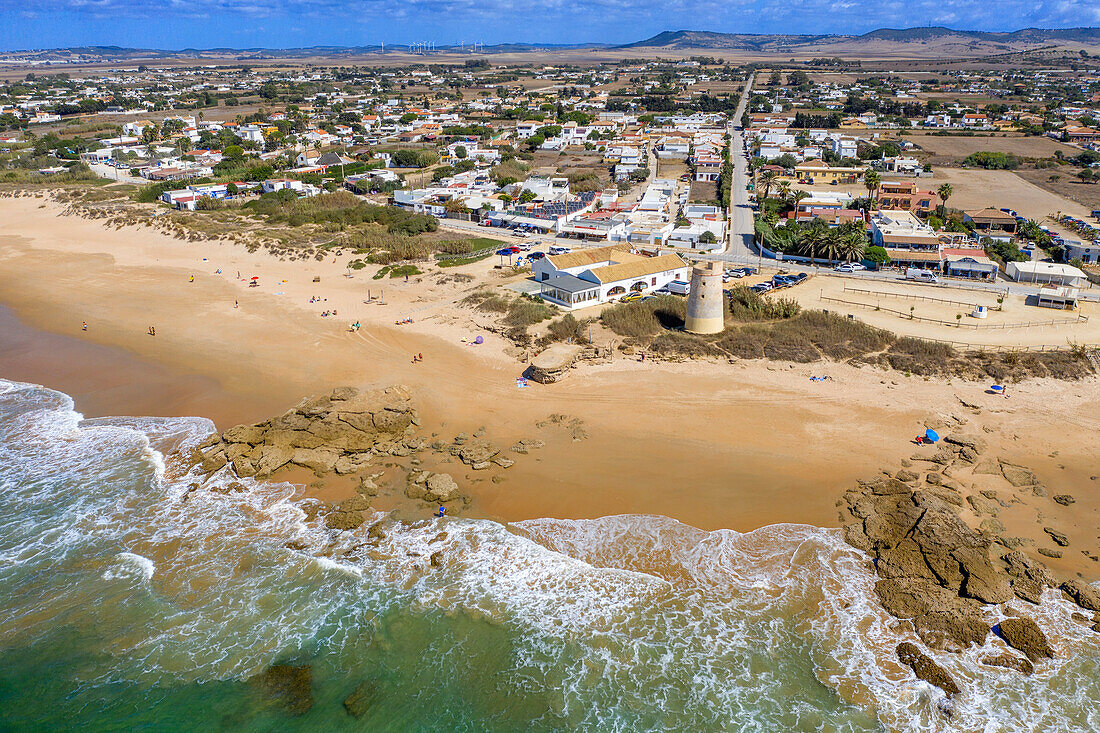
{"left": 929, "top": 168, "right": 1091, "bottom": 222}
{"left": 1013, "top": 168, "right": 1100, "bottom": 214}
{"left": 786, "top": 274, "right": 1100, "bottom": 348}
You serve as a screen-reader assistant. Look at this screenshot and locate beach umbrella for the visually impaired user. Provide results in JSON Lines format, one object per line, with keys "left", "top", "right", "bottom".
{"left": 474, "top": 335, "right": 484, "bottom": 345}
{"left": 925, "top": 429, "right": 940, "bottom": 443}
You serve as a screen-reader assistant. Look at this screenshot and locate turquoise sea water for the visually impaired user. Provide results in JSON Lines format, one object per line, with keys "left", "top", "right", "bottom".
{"left": 1, "top": 378, "right": 1098, "bottom": 732}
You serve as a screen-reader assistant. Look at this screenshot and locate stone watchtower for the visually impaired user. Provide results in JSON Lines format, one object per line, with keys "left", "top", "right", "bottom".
{"left": 684, "top": 261, "right": 725, "bottom": 335}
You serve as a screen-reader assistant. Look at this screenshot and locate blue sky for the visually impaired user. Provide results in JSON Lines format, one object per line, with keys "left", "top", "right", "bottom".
{"left": 2, "top": 0, "right": 1098, "bottom": 51}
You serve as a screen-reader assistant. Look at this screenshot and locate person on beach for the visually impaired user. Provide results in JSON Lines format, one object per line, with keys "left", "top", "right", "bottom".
{"left": 81, "top": 321, "right": 87, "bottom": 331}
{"left": 148, "top": 326, "right": 156, "bottom": 336}
{"left": 234, "top": 300, "right": 238, "bottom": 309}
{"left": 189, "top": 275, "right": 194, "bottom": 283}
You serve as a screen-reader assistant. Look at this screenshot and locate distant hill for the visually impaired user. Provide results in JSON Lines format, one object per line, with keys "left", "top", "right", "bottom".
{"left": 3, "top": 27, "right": 1098, "bottom": 64}
{"left": 0, "top": 42, "right": 607, "bottom": 63}
{"left": 622, "top": 27, "right": 1100, "bottom": 53}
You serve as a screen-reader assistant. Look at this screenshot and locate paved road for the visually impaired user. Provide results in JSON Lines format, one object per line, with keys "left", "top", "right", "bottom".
{"left": 722, "top": 73, "right": 756, "bottom": 260}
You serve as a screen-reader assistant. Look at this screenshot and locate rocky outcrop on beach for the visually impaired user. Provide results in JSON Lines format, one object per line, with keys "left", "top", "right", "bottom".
{"left": 182, "top": 387, "right": 572, "bottom": 532}
{"left": 839, "top": 425, "right": 1100, "bottom": 702}
{"left": 525, "top": 344, "right": 579, "bottom": 384}
{"left": 194, "top": 386, "right": 419, "bottom": 480}
{"left": 843, "top": 477, "right": 1009, "bottom": 652}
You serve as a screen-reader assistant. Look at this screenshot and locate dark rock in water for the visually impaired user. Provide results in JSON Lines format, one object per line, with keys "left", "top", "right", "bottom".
{"left": 874, "top": 578, "right": 990, "bottom": 652}
{"left": 840, "top": 478, "right": 1046, "bottom": 650}
{"left": 251, "top": 664, "right": 313, "bottom": 716}
{"left": 896, "top": 642, "right": 960, "bottom": 697}
{"left": 340, "top": 495, "right": 371, "bottom": 513}
{"left": 326, "top": 510, "right": 365, "bottom": 531}
{"left": 995, "top": 617, "right": 1054, "bottom": 663}
{"left": 1052, "top": 494, "right": 1076, "bottom": 506}
{"left": 343, "top": 680, "right": 377, "bottom": 718}
{"left": 980, "top": 652, "right": 1034, "bottom": 675}
{"left": 1061, "top": 579, "right": 1100, "bottom": 612}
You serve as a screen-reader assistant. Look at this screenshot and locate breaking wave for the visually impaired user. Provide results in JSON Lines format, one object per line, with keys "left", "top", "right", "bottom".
{"left": 0, "top": 378, "right": 1097, "bottom": 731}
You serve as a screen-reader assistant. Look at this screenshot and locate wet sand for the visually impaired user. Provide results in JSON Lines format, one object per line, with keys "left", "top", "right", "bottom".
{"left": 0, "top": 304, "right": 292, "bottom": 428}
{"left": 2, "top": 194, "right": 1099, "bottom": 576}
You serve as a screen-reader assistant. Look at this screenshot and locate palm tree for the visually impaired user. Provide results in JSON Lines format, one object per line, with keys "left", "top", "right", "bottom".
{"left": 864, "top": 170, "right": 881, "bottom": 202}
{"left": 937, "top": 183, "right": 953, "bottom": 217}
{"left": 758, "top": 169, "right": 778, "bottom": 202}
{"left": 799, "top": 220, "right": 830, "bottom": 266}
{"left": 840, "top": 224, "right": 868, "bottom": 262}
{"left": 776, "top": 181, "right": 792, "bottom": 204}
{"left": 819, "top": 228, "right": 844, "bottom": 263}
{"left": 791, "top": 190, "right": 810, "bottom": 213}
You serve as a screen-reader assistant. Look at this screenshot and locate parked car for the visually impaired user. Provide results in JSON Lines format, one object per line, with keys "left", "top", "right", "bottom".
{"left": 834, "top": 263, "right": 866, "bottom": 273}
{"left": 548, "top": 246, "right": 572, "bottom": 255}
{"left": 527, "top": 251, "right": 546, "bottom": 260}
{"left": 507, "top": 246, "right": 521, "bottom": 254}
{"left": 620, "top": 292, "right": 645, "bottom": 303}
{"left": 511, "top": 230, "right": 530, "bottom": 238}
{"left": 750, "top": 282, "right": 774, "bottom": 294}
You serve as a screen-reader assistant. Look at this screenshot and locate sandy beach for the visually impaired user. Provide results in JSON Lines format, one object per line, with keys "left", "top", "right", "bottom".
{"left": 2, "top": 193, "right": 1099, "bottom": 578}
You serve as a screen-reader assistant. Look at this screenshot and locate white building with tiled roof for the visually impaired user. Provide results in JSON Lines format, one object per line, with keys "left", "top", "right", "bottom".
{"left": 532, "top": 244, "right": 688, "bottom": 309}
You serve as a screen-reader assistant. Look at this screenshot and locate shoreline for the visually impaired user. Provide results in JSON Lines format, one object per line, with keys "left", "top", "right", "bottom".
{"left": 2, "top": 194, "right": 1099, "bottom": 578}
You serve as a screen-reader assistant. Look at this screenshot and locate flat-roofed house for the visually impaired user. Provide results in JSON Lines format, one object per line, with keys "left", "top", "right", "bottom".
{"left": 877, "top": 182, "right": 939, "bottom": 216}
{"left": 1005, "top": 261, "right": 1086, "bottom": 287}
{"left": 794, "top": 160, "right": 866, "bottom": 184}
{"left": 869, "top": 209, "right": 943, "bottom": 271}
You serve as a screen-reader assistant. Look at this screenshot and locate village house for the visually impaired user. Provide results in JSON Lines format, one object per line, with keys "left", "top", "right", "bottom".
{"left": 794, "top": 160, "right": 866, "bottom": 185}
{"left": 875, "top": 182, "right": 939, "bottom": 216}
{"left": 533, "top": 244, "right": 688, "bottom": 309}
{"left": 964, "top": 208, "right": 1018, "bottom": 237}
{"left": 869, "top": 210, "right": 943, "bottom": 271}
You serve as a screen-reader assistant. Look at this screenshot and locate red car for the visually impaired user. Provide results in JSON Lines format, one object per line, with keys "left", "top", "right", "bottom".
{"left": 507, "top": 246, "right": 521, "bottom": 254}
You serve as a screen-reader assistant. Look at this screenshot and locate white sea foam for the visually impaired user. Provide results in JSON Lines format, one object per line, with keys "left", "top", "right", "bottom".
{"left": 2, "top": 378, "right": 1099, "bottom": 731}
{"left": 103, "top": 552, "right": 156, "bottom": 582}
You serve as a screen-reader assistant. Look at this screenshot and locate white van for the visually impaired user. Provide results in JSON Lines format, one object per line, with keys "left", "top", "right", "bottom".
{"left": 904, "top": 268, "right": 939, "bottom": 284}
{"left": 665, "top": 280, "right": 691, "bottom": 296}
